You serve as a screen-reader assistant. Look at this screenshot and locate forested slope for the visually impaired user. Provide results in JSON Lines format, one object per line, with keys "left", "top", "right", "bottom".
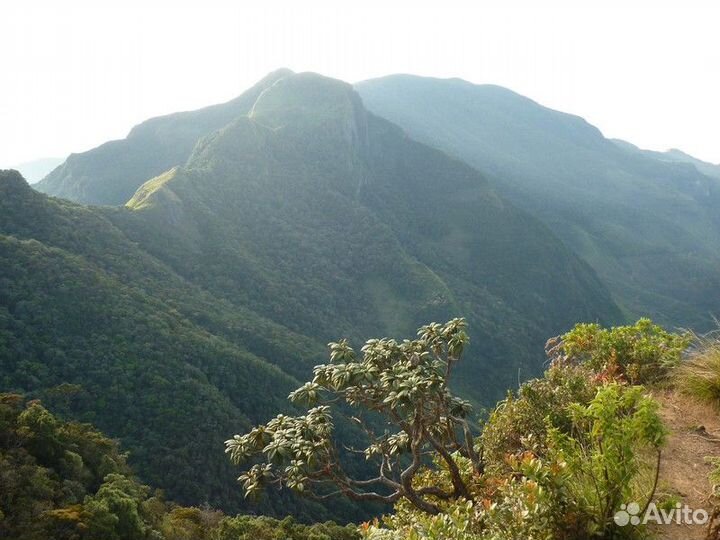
{"left": 0, "top": 170, "right": 362, "bottom": 521}
{"left": 115, "top": 72, "right": 621, "bottom": 399}
{"left": 357, "top": 75, "right": 720, "bottom": 329}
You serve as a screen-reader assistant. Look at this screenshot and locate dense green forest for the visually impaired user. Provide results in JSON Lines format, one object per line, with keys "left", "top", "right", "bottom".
{"left": 0, "top": 169, "right": 366, "bottom": 521}
{"left": 0, "top": 392, "right": 359, "bottom": 540}
{"left": 356, "top": 74, "right": 720, "bottom": 330}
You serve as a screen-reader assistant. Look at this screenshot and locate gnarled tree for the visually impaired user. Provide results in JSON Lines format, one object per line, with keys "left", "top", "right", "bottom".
{"left": 225, "top": 318, "right": 481, "bottom": 515}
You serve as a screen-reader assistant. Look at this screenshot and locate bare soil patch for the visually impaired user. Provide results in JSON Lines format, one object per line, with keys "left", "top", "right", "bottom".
{"left": 651, "top": 389, "right": 720, "bottom": 540}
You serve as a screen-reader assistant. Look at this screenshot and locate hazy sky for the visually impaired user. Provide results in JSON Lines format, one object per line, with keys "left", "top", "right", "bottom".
{"left": 2, "top": 0, "right": 719, "bottom": 167}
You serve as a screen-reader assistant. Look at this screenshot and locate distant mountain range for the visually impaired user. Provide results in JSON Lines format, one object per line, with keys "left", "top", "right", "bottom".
{"left": 356, "top": 74, "right": 720, "bottom": 330}
{"left": 2, "top": 70, "right": 621, "bottom": 519}
{"left": 10, "top": 157, "right": 64, "bottom": 183}
{"left": 611, "top": 139, "right": 720, "bottom": 180}
{"left": 35, "top": 69, "right": 294, "bottom": 205}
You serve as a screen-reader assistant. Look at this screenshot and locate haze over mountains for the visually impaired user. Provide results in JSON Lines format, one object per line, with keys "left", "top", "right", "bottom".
{"left": 612, "top": 139, "right": 720, "bottom": 181}
{"left": 356, "top": 74, "right": 720, "bottom": 330}
{"left": 35, "top": 69, "right": 295, "bottom": 206}
{"left": 10, "top": 157, "right": 64, "bottom": 183}
{"left": 2, "top": 70, "right": 626, "bottom": 519}
{"left": 35, "top": 69, "right": 720, "bottom": 333}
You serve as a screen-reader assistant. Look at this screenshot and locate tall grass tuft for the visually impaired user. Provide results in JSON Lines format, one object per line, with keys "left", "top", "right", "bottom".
{"left": 676, "top": 329, "right": 720, "bottom": 406}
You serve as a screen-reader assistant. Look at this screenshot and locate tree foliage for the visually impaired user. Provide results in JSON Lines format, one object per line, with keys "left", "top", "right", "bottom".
{"left": 550, "top": 384, "right": 666, "bottom": 537}
{"left": 227, "top": 319, "right": 480, "bottom": 515}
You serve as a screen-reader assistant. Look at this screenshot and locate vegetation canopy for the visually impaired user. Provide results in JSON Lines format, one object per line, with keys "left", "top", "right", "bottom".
{"left": 228, "top": 319, "right": 688, "bottom": 539}
{"left": 0, "top": 393, "right": 360, "bottom": 540}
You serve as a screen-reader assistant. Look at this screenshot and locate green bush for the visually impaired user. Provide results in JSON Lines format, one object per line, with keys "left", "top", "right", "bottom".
{"left": 360, "top": 320, "right": 680, "bottom": 540}
{"left": 547, "top": 318, "right": 690, "bottom": 384}
{"left": 360, "top": 453, "right": 576, "bottom": 539}
{"left": 549, "top": 384, "right": 666, "bottom": 537}
{"left": 481, "top": 363, "right": 597, "bottom": 467}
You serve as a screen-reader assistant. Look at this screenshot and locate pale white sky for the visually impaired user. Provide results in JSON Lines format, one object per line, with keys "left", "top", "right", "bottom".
{"left": 2, "top": 0, "right": 719, "bottom": 167}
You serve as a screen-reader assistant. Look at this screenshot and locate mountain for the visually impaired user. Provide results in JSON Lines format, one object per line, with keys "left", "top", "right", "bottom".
{"left": 10, "top": 157, "right": 64, "bottom": 183}
{"left": 663, "top": 149, "right": 720, "bottom": 180}
{"left": 612, "top": 139, "right": 720, "bottom": 180}
{"left": 2, "top": 70, "right": 620, "bottom": 519}
{"left": 356, "top": 75, "right": 720, "bottom": 330}
{"left": 34, "top": 69, "right": 293, "bottom": 205}
{"left": 113, "top": 72, "right": 620, "bottom": 398}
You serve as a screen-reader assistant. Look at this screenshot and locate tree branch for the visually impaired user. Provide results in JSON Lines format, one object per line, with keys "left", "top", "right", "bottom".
{"left": 426, "top": 431, "right": 471, "bottom": 499}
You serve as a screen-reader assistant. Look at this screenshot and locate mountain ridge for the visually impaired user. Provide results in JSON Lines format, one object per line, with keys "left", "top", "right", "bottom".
{"left": 35, "top": 68, "right": 295, "bottom": 205}
{"left": 612, "top": 138, "right": 720, "bottom": 180}
{"left": 356, "top": 74, "right": 720, "bottom": 330}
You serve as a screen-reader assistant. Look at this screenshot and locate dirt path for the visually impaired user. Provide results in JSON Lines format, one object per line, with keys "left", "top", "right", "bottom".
{"left": 650, "top": 389, "right": 720, "bottom": 540}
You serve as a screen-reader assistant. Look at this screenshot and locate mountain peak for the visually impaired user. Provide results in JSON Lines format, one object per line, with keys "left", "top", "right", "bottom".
{"left": 247, "top": 72, "right": 370, "bottom": 166}
{"left": 0, "top": 169, "right": 32, "bottom": 195}
{"left": 256, "top": 67, "right": 295, "bottom": 84}
{"left": 250, "top": 72, "right": 363, "bottom": 125}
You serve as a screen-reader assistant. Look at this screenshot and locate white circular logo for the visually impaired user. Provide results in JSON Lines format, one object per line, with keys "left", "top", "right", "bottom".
{"left": 613, "top": 506, "right": 630, "bottom": 527}
{"left": 614, "top": 502, "right": 641, "bottom": 526}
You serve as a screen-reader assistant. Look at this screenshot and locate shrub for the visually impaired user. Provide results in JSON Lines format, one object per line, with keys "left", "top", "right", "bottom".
{"left": 361, "top": 453, "right": 577, "bottom": 540}
{"left": 481, "top": 363, "right": 597, "bottom": 468}
{"left": 549, "top": 384, "right": 666, "bottom": 537}
{"left": 212, "top": 515, "right": 359, "bottom": 540}
{"left": 547, "top": 318, "right": 690, "bottom": 385}
{"left": 478, "top": 452, "right": 575, "bottom": 540}
{"left": 361, "top": 500, "right": 480, "bottom": 540}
